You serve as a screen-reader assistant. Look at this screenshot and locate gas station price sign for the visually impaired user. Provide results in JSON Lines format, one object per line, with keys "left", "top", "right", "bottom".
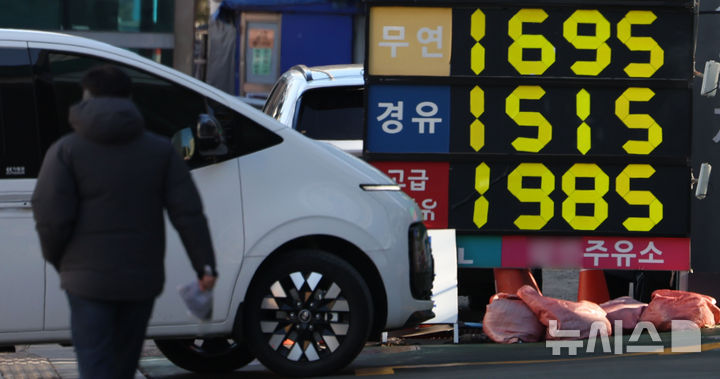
{"left": 448, "top": 161, "right": 688, "bottom": 235}
{"left": 367, "top": 83, "right": 691, "bottom": 157}
{"left": 368, "top": 2, "right": 694, "bottom": 79}
{"left": 364, "top": 0, "right": 695, "bottom": 238}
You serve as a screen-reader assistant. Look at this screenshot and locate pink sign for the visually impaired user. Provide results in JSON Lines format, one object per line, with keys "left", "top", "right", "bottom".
{"left": 501, "top": 236, "right": 690, "bottom": 271}
{"left": 372, "top": 161, "right": 449, "bottom": 229}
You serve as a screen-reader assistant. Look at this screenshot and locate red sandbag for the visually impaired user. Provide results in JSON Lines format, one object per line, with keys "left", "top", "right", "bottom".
{"left": 639, "top": 289, "right": 720, "bottom": 331}
{"left": 599, "top": 296, "right": 647, "bottom": 330}
{"left": 517, "top": 285, "right": 611, "bottom": 340}
{"left": 482, "top": 293, "right": 545, "bottom": 343}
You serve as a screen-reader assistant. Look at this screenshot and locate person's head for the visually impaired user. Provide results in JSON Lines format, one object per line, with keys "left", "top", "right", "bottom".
{"left": 81, "top": 65, "right": 132, "bottom": 99}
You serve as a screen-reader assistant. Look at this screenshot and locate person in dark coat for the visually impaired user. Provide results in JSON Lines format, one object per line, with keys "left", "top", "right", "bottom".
{"left": 31, "top": 65, "right": 218, "bottom": 379}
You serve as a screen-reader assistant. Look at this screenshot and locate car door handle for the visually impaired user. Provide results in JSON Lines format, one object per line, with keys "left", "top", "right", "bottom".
{"left": 0, "top": 194, "right": 33, "bottom": 209}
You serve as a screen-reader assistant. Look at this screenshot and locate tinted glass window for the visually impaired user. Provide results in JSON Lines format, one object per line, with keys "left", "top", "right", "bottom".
{"left": 209, "top": 99, "right": 283, "bottom": 157}
{"left": 32, "top": 50, "right": 203, "bottom": 141}
{"left": 65, "top": 0, "right": 173, "bottom": 32}
{"left": 296, "top": 86, "right": 363, "bottom": 140}
{"left": 0, "top": 48, "right": 40, "bottom": 179}
{"left": 31, "top": 49, "right": 280, "bottom": 167}
{"left": 0, "top": 1, "right": 61, "bottom": 29}
{"left": 0, "top": 0, "right": 173, "bottom": 32}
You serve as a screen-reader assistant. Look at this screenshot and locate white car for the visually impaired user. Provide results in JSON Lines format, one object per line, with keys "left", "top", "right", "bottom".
{"left": 264, "top": 64, "right": 499, "bottom": 308}
{"left": 264, "top": 64, "right": 365, "bottom": 156}
{"left": 0, "top": 29, "right": 433, "bottom": 377}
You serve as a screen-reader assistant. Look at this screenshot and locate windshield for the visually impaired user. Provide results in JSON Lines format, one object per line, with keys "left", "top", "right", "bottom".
{"left": 262, "top": 74, "right": 290, "bottom": 119}
{"left": 295, "top": 86, "right": 364, "bottom": 140}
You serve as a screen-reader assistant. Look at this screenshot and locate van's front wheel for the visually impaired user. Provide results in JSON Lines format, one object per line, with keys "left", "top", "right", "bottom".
{"left": 244, "top": 249, "right": 373, "bottom": 377}
{"left": 154, "top": 338, "right": 253, "bottom": 373}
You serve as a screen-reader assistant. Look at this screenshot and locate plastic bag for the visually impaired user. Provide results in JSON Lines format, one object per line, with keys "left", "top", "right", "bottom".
{"left": 482, "top": 293, "right": 545, "bottom": 343}
{"left": 517, "top": 285, "right": 611, "bottom": 340}
{"left": 639, "top": 289, "right": 720, "bottom": 331}
{"left": 599, "top": 296, "right": 647, "bottom": 330}
{"left": 179, "top": 281, "right": 213, "bottom": 321}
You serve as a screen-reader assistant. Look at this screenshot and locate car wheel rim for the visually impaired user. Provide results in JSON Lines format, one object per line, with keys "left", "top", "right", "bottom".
{"left": 258, "top": 271, "right": 351, "bottom": 362}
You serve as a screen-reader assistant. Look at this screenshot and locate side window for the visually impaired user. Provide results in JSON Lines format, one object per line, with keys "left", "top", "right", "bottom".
{"left": 31, "top": 49, "right": 281, "bottom": 168}
{"left": 32, "top": 50, "right": 204, "bottom": 147}
{"left": 208, "top": 98, "right": 283, "bottom": 157}
{"left": 0, "top": 48, "right": 40, "bottom": 179}
{"left": 296, "top": 86, "right": 364, "bottom": 140}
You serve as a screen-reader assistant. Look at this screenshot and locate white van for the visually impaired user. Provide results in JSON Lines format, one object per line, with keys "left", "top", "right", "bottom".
{"left": 0, "top": 29, "right": 433, "bottom": 377}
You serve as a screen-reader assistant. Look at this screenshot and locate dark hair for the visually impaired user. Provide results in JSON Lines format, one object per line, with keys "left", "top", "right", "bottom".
{"left": 81, "top": 65, "right": 132, "bottom": 97}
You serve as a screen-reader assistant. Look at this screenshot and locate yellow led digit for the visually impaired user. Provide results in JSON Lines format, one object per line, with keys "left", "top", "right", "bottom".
{"left": 615, "top": 87, "right": 662, "bottom": 154}
{"left": 562, "top": 10, "right": 611, "bottom": 76}
{"left": 561, "top": 164, "right": 609, "bottom": 230}
{"left": 617, "top": 11, "right": 664, "bottom": 78}
{"left": 506, "top": 86, "right": 552, "bottom": 152}
{"left": 576, "top": 89, "right": 591, "bottom": 154}
{"left": 508, "top": 9, "right": 556, "bottom": 75}
{"left": 507, "top": 163, "right": 555, "bottom": 230}
{"left": 470, "top": 86, "right": 485, "bottom": 151}
{"left": 471, "top": 9, "right": 486, "bottom": 75}
{"left": 473, "top": 163, "right": 491, "bottom": 228}
{"left": 616, "top": 164, "right": 663, "bottom": 231}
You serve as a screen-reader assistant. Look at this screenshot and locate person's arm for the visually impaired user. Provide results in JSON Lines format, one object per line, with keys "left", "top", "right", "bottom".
{"left": 164, "top": 148, "right": 218, "bottom": 290}
{"left": 31, "top": 143, "right": 78, "bottom": 270}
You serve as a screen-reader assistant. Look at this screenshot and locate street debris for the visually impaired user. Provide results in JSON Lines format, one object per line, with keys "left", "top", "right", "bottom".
{"left": 599, "top": 296, "right": 647, "bottom": 330}
{"left": 483, "top": 293, "right": 544, "bottom": 343}
{"left": 640, "top": 289, "right": 720, "bottom": 331}
{"left": 481, "top": 286, "right": 720, "bottom": 343}
{"left": 517, "top": 285, "right": 611, "bottom": 341}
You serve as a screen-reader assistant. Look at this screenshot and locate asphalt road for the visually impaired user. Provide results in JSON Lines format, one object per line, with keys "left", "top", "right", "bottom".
{"left": 3, "top": 323, "right": 719, "bottom": 378}
{"left": 143, "top": 326, "right": 720, "bottom": 378}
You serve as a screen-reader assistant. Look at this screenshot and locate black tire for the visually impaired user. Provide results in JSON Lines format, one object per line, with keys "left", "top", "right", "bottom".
{"left": 0, "top": 345, "right": 15, "bottom": 353}
{"left": 244, "top": 249, "right": 373, "bottom": 377}
{"left": 154, "top": 338, "right": 254, "bottom": 373}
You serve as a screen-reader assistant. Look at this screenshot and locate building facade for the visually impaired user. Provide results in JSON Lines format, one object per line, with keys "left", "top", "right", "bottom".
{"left": 206, "top": 0, "right": 363, "bottom": 96}
{"left": 0, "top": 0, "right": 177, "bottom": 66}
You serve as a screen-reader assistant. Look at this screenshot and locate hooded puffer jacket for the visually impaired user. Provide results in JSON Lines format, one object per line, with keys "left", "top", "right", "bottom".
{"left": 32, "top": 97, "right": 216, "bottom": 301}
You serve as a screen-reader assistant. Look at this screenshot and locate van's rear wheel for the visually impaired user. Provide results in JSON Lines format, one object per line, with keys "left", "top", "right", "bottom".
{"left": 244, "top": 250, "right": 373, "bottom": 377}
{"left": 154, "top": 338, "right": 253, "bottom": 373}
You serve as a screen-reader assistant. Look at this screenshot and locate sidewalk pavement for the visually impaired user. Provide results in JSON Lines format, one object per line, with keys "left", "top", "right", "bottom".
{"left": 0, "top": 344, "right": 146, "bottom": 379}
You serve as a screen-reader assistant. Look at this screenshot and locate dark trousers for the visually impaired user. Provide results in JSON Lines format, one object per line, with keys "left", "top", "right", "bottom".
{"left": 67, "top": 293, "right": 154, "bottom": 379}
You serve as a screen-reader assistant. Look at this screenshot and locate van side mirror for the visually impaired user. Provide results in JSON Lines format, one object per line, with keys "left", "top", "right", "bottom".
{"left": 196, "top": 114, "right": 228, "bottom": 156}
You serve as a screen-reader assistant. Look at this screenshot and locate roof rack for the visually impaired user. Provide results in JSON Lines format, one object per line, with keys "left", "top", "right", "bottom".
{"left": 290, "top": 64, "right": 313, "bottom": 81}
{"left": 289, "top": 64, "right": 335, "bottom": 81}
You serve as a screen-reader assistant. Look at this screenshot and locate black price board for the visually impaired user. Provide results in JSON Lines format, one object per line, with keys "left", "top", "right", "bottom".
{"left": 448, "top": 161, "right": 689, "bottom": 235}
{"left": 366, "top": 0, "right": 695, "bottom": 237}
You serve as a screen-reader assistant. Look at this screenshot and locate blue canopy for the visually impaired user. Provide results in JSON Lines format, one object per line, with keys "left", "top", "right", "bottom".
{"left": 218, "top": 0, "right": 360, "bottom": 13}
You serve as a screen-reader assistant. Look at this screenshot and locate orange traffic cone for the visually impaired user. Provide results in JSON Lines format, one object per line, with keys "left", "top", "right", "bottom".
{"left": 493, "top": 268, "right": 541, "bottom": 295}
{"left": 577, "top": 269, "right": 610, "bottom": 304}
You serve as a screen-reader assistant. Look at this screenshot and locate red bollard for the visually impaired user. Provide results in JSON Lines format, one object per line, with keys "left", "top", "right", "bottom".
{"left": 493, "top": 268, "right": 541, "bottom": 295}
{"left": 577, "top": 269, "right": 610, "bottom": 304}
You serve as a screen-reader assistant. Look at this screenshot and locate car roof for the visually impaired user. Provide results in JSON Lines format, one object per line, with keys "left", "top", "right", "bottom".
{"left": 288, "top": 64, "right": 364, "bottom": 84}
{"left": 0, "top": 28, "right": 117, "bottom": 50}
